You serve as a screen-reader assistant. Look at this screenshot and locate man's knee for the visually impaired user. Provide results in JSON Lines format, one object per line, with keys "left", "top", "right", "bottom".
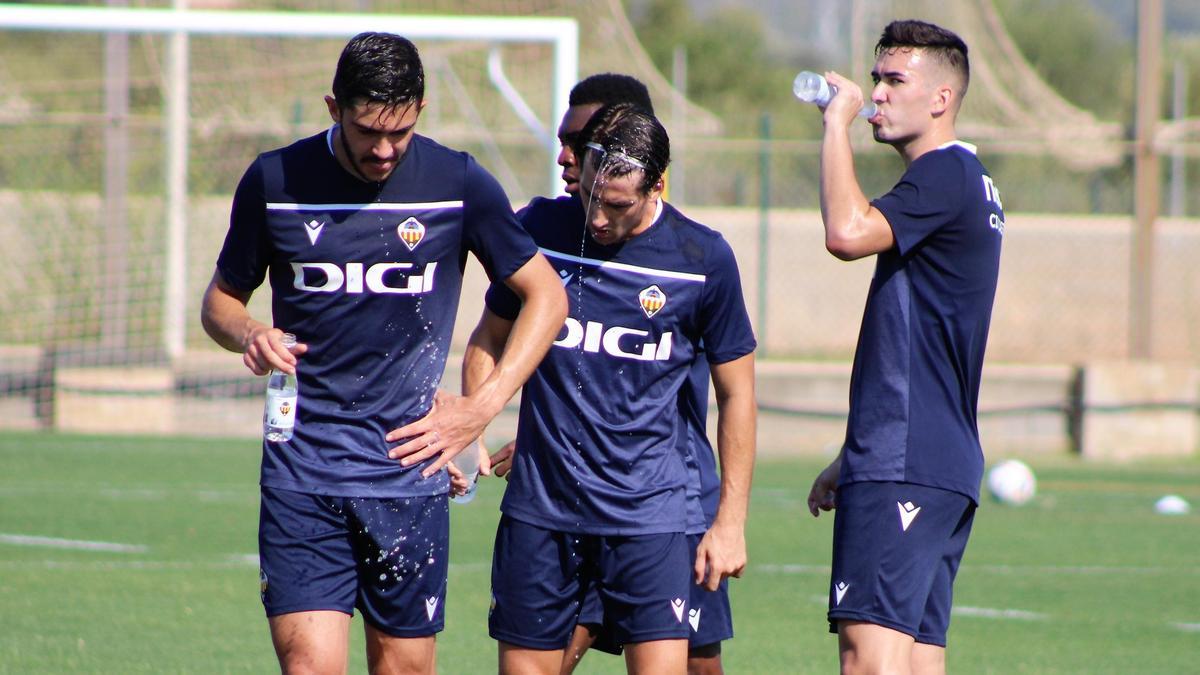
{"left": 269, "top": 611, "right": 352, "bottom": 675}
{"left": 365, "top": 628, "right": 436, "bottom": 675}
{"left": 837, "top": 621, "right": 915, "bottom": 675}
{"left": 687, "top": 641, "right": 724, "bottom": 675}
{"left": 910, "top": 641, "right": 946, "bottom": 675}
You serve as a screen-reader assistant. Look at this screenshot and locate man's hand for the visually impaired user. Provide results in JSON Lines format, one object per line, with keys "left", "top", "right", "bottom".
{"left": 446, "top": 461, "right": 471, "bottom": 498}
{"left": 807, "top": 458, "right": 841, "bottom": 517}
{"left": 822, "top": 70, "right": 866, "bottom": 128}
{"left": 384, "top": 390, "right": 495, "bottom": 478}
{"left": 484, "top": 440, "right": 516, "bottom": 479}
{"left": 242, "top": 327, "right": 307, "bottom": 376}
{"left": 693, "top": 519, "right": 747, "bottom": 592}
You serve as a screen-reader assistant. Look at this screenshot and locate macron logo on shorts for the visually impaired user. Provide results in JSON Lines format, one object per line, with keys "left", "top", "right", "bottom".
{"left": 425, "top": 596, "right": 439, "bottom": 621}
{"left": 671, "top": 597, "right": 686, "bottom": 623}
{"left": 897, "top": 500, "right": 922, "bottom": 531}
{"left": 835, "top": 581, "right": 849, "bottom": 606}
{"left": 688, "top": 607, "right": 702, "bottom": 632}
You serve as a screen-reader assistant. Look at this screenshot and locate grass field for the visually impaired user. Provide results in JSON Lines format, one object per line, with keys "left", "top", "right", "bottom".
{"left": 1, "top": 431, "right": 1198, "bottom": 673}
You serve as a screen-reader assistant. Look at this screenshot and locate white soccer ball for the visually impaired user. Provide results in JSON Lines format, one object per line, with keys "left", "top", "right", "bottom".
{"left": 1154, "top": 494, "right": 1191, "bottom": 515}
{"left": 986, "top": 459, "right": 1036, "bottom": 506}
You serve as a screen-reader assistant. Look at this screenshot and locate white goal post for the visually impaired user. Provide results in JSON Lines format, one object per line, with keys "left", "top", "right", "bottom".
{"left": 0, "top": 3, "right": 578, "bottom": 361}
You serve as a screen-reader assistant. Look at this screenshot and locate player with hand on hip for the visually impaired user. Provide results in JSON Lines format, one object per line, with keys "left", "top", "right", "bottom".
{"left": 200, "top": 31, "right": 566, "bottom": 675}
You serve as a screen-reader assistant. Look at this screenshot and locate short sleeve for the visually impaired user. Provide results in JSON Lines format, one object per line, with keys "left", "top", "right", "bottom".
{"left": 485, "top": 280, "right": 522, "bottom": 321}
{"left": 462, "top": 157, "right": 538, "bottom": 282}
{"left": 698, "top": 236, "right": 756, "bottom": 365}
{"left": 215, "top": 159, "right": 271, "bottom": 292}
{"left": 871, "top": 150, "right": 966, "bottom": 257}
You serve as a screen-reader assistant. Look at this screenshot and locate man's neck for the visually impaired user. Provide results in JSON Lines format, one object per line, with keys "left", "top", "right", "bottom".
{"left": 896, "top": 127, "right": 957, "bottom": 167}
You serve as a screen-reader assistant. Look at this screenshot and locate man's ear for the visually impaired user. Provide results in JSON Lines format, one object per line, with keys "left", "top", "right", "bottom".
{"left": 648, "top": 178, "right": 665, "bottom": 201}
{"left": 931, "top": 84, "right": 954, "bottom": 115}
{"left": 325, "top": 95, "right": 341, "bottom": 123}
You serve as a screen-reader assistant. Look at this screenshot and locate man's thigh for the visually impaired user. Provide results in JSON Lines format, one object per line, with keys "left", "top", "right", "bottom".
{"left": 685, "top": 532, "right": 734, "bottom": 650}
{"left": 259, "top": 487, "right": 357, "bottom": 617}
{"left": 268, "top": 610, "right": 351, "bottom": 674}
{"left": 258, "top": 487, "right": 450, "bottom": 638}
{"left": 489, "top": 515, "right": 590, "bottom": 650}
{"left": 827, "top": 481, "right": 975, "bottom": 641}
{"left": 571, "top": 531, "right": 731, "bottom": 656}
{"left": 596, "top": 531, "right": 691, "bottom": 646}
{"left": 345, "top": 494, "right": 450, "bottom": 638}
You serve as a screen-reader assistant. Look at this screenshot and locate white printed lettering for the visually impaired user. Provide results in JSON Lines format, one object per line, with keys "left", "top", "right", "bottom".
{"left": 982, "top": 175, "right": 1003, "bottom": 209}
{"left": 552, "top": 317, "right": 673, "bottom": 361}
{"left": 291, "top": 261, "right": 437, "bottom": 295}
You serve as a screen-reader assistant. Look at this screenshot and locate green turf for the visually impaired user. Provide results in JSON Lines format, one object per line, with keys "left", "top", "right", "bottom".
{"left": 1, "top": 432, "right": 1197, "bottom": 673}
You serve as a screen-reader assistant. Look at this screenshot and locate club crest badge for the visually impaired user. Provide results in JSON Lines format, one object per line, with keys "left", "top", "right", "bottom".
{"left": 638, "top": 285, "right": 667, "bottom": 318}
{"left": 397, "top": 217, "right": 426, "bottom": 251}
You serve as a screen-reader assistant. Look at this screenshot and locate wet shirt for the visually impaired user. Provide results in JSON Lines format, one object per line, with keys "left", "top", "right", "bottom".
{"left": 217, "top": 129, "right": 537, "bottom": 497}
{"left": 488, "top": 196, "right": 755, "bottom": 535}
{"left": 841, "top": 141, "right": 1004, "bottom": 502}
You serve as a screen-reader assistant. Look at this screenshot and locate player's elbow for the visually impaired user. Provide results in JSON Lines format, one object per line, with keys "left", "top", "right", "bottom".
{"left": 824, "top": 233, "right": 867, "bottom": 261}
{"left": 543, "top": 284, "right": 569, "bottom": 324}
{"left": 198, "top": 285, "right": 224, "bottom": 344}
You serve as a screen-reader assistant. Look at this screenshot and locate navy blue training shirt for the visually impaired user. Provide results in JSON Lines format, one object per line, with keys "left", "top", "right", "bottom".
{"left": 840, "top": 141, "right": 1004, "bottom": 502}
{"left": 680, "top": 356, "right": 720, "bottom": 535}
{"left": 489, "top": 196, "right": 755, "bottom": 535}
{"left": 217, "top": 128, "right": 538, "bottom": 497}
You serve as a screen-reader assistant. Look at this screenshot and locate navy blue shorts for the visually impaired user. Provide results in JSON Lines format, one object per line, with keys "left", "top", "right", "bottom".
{"left": 827, "top": 481, "right": 975, "bottom": 646}
{"left": 258, "top": 486, "right": 449, "bottom": 637}
{"left": 489, "top": 515, "right": 691, "bottom": 649}
{"left": 579, "top": 532, "right": 734, "bottom": 654}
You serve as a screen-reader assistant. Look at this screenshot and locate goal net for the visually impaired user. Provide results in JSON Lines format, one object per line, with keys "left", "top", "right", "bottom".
{"left": 0, "top": 3, "right": 577, "bottom": 434}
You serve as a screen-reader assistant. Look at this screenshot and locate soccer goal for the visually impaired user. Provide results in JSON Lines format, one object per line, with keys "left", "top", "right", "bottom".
{"left": 0, "top": 3, "right": 577, "bottom": 373}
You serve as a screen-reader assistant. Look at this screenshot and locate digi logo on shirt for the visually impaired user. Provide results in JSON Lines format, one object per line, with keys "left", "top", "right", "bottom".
{"left": 290, "top": 261, "right": 438, "bottom": 295}
{"left": 553, "top": 317, "right": 673, "bottom": 362}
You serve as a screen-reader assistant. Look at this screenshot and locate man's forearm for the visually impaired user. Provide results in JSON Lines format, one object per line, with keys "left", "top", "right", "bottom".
{"left": 468, "top": 289, "right": 564, "bottom": 419}
{"left": 711, "top": 355, "right": 757, "bottom": 528}
{"left": 462, "top": 313, "right": 506, "bottom": 396}
{"left": 713, "top": 392, "right": 756, "bottom": 528}
{"left": 200, "top": 276, "right": 260, "bottom": 354}
{"left": 819, "top": 126, "right": 874, "bottom": 258}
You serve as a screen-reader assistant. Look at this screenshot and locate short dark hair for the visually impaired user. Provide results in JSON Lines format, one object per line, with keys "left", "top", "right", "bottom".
{"left": 876, "top": 20, "right": 969, "bottom": 97}
{"left": 331, "top": 32, "right": 425, "bottom": 109}
{"left": 569, "top": 73, "right": 655, "bottom": 115}
{"left": 577, "top": 103, "right": 669, "bottom": 194}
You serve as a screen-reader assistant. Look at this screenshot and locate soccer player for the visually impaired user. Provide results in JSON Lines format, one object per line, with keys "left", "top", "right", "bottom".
{"left": 476, "top": 103, "right": 756, "bottom": 675}
{"left": 553, "top": 73, "right": 656, "bottom": 196}
{"left": 473, "top": 74, "right": 739, "bottom": 674}
{"left": 199, "top": 32, "right": 567, "bottom": 674}
{"left": 803, "top": 20, "right": 1004, "bottom": 675}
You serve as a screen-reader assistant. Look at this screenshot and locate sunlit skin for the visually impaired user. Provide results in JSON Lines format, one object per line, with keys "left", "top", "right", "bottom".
{"left": 577, "top": 149, "right": 663, "bottom": 245}
{"left": 865, "top": 47, "right": 958, "bottom": 161}
{"left": 556, "top": 103, "right": 603, "bottom": 193}
{"left": 324, "top": 96, "right": 426, "bottom": 183}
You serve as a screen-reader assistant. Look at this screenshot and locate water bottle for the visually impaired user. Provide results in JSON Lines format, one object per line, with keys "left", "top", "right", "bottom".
{"left": 263, "top": 333, "right": 298, "bottom": 442}
{"left": 793, "top": 71, "right": 878, "bottom": 119}
{"left": 450, "top": 441, "right": 481, "bottom": 504}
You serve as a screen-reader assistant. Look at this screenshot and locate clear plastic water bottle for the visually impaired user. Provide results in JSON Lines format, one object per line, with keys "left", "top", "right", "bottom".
{"left": 263, "top": 333, "right": 298, "bottom": 442}
{"left": 450, "top": 441, "right": 481, "bottom": 504}
{"left": 793, "top": 71, "right": 878, "bottom": 119}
